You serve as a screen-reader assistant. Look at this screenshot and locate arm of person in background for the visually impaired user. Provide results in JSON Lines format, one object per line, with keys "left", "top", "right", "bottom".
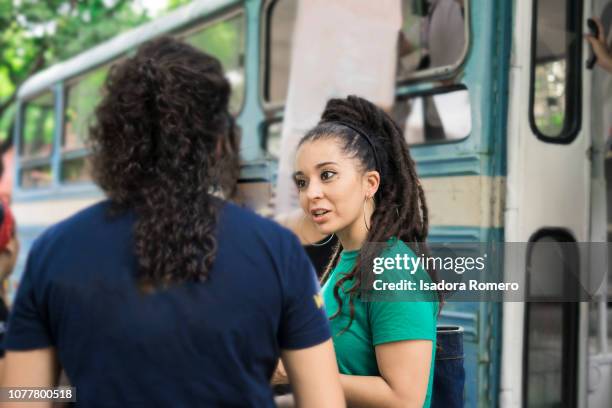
{"left": 275, "top": 208, "right": 327, "bottom": 245}
{"left": 0, "top": 228, "right": 60, "bottom": 408}
{"left": 0, "top": 205, "right": 20, "bottom": 386}
{"left": 1, "top": 348, "right": 59, "bottom": 408}
{"left": 281, "top": 340, "right": 344, "bottom": 408}
{"left": 338, "top": 340, "right": 432, "bottom": 408}
{"left": 586, "top": 17, "right": 612, "bottom": 73}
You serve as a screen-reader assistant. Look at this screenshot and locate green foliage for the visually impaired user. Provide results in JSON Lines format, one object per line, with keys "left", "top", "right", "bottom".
{"left": 22, "top": 91, "right": 54, "bottom": 155}
{"left": 0, "top": 0, "right": 169, "bottom": 142}
{"left": 185, "top": 17, "right": 244, "bottom": 70}
{"left": 184, "top": 14, "right": 245, "bottom": 113}
{"left": 64, "top": 64, "right": 109, "bottom": 150}
{"left": 167, "top": 0, "right": 193, "bottom": 10}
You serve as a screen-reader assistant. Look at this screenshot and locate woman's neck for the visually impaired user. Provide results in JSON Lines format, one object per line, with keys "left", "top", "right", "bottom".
{"left": 337, "top": 199, "right": 375, "bottom": 251}
{"left": 337, "top": 217, "right": 370, "bottom": 251}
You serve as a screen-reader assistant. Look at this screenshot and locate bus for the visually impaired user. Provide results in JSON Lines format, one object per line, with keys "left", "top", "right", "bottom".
{"left": 11, "top": 0, "right": 612, "bottom": 406}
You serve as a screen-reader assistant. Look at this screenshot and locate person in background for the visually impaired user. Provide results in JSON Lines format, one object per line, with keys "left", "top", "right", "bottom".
{"left": 2, "top": 37, "right": 344, "bottom": 408}
{"left": 0, "top": 199, "right": 18, "bottom": 379}
{"left": 275, "top": 209, "right": 338, "bottom": 279}
{"left": 586, "top": 16, "right": 612, "bottom": 74}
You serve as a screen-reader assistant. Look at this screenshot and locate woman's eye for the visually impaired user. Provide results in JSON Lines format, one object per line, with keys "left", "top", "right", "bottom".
{"left": 294, "top": 178, "right": 307, "bottom": 189}
{"left": 321, "top": 171, "right": 336, "bottom": 181}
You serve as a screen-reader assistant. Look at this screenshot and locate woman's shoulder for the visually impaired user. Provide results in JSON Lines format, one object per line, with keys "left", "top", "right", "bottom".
{"left": 376, "top": 238, "right": 439, "bottom": 305}
{"left": 381, "top": 237, "right": 421, "bottom": 259}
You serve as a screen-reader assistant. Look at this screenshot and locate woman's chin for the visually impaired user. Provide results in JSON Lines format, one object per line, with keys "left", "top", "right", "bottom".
{"left": 315, "top": 225, "right": 335, "bottom": 237}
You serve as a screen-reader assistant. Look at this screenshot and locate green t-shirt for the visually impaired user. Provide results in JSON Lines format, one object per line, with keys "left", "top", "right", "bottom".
{"left": 322, "top": 239, "right": 438, "bottom": 408}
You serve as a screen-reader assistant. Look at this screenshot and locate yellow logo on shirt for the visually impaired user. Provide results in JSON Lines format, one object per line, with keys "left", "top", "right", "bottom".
{"left": 313, "top": 293, "right": 324, "bottom": 309}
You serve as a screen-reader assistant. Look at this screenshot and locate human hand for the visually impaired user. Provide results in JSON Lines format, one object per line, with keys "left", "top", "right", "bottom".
{"left": 271, "top": 359, "right": 289, "bottom": 385}
{"left": 585, "top": 17, "right": 612, "bottom": 73}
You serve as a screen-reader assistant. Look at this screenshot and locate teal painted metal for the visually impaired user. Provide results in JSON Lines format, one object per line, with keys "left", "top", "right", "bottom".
{"left": 237, "top": 0, "right": 266, "bottom": 163}
{"left": 12, "top": 100, "right": 22, "bottom": 196}
{"left": 429, "top": 226, "right": 504, "bottom": 243}
{"left": 408, "top": 0, "right": 510, "bottom": 180}
{"left": 428, "top": 227, "right": 505, "bottom": 408}
{"left": 411, "top": 0, "right": 513, "bottom": 402}
{"left": 51, "top": 83, "right": 63, "bottom": 186}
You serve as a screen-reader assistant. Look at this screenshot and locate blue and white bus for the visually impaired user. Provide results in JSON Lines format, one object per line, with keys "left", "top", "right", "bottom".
{"left": 11, "top": 0, "right": 612, "bottom": 406}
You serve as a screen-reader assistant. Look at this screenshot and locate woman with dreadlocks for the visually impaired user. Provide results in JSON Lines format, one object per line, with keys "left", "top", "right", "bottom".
{"left": 280, "top": 95, "right": 440, "bottom": 407}
{"left": 2, "top": 37, "right": 344, "bottom": 407}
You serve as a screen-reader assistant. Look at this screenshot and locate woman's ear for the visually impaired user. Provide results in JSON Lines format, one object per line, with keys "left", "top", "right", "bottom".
{"left": 364, "top": 170, "right": 381, "bottom": 198}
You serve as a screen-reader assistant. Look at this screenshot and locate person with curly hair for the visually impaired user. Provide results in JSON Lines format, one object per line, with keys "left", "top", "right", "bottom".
{"left": 276, "top": 95, "right": 440, "bottom": 407}
{"left": 2, "top": 37, "right": 344, "bottom": 407}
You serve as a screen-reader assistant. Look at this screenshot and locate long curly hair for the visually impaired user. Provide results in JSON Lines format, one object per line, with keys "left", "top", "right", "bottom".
{"left": 89, "top": 36, "right": 240, "bottom": 289}
{"left": 298, "top": 95, "right": 441, "bottom": 330}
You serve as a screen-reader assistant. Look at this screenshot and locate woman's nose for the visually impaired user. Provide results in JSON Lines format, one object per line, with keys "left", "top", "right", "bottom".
{"left": 306, "top": 180, "right": 323, "bottom": 200}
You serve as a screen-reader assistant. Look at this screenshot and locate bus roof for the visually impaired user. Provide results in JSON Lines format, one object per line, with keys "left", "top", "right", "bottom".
{"left": 18, "top": 0, "right": 239, "bottom": 100}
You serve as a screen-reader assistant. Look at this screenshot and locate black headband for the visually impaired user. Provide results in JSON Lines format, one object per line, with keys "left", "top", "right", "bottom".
{"left": 326, "top": 120, "right": 381, "bottom": 173}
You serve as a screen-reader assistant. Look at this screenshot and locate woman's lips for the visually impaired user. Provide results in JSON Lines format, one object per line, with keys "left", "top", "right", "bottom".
{"left": 311, "top": 209, "right": 331, "bottom": 224}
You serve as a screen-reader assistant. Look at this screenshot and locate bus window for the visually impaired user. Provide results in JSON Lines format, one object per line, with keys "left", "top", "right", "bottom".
{"left": 524, "top": 234, "right": 579, "bottom": 407}
{"left": 61, "top": 154, "right": 92, "bottom": 184}
{"left": 393, "top": 87, "right": 471, "bottom": 145}
{"left": 263, "top": 0, "right": 297, "bottom": 106}
{"left": 264, "top": 120, "right": 283, "bottom": 159}
{"left": 182, "top": 12, "right": 246, "bottom": 115}
{"left": 264, "top": 0, "right": 468, "bottom": 106}
{"left": 20, "top": 163, "right": 52, "bottom": 189}
{"left": 21, "top": 92, "right": 54, "bottom": 158}
{"left": 397, "top": 0, "right": 467, "bottom": 80}
{"left": 20, "top": 91, "right": 55, "bottom": 188}
{"left": 64, "top": 66, "right": 108, "bottom": 151}
{"left": 62, "top": 65, "right": 108, "bottom": 183}
{"left": 530, "top": 0, "right": 582, "bottom": 141}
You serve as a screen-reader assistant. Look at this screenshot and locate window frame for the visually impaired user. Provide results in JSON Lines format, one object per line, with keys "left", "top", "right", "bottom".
{"left": 528, "top": 0, "right": 583, "bottom": 144}
{"left": 260, "top": 0, "right": 292, "bottom": 111}
{"left": 394, "top": 83, "right": 471, "bottom": 147}
{"left": 261, "top": 114, "right": 284, "bottom": 160}
{"left": 395, "top": 0, "right": 471, "bottom": 86}
{"left": 60, "top": 63, "right": 113, "bottom": 185}
{"left": 18, "top": 89, "right": 57, "bottom": 189}
{"left": 522, "top": 228, "right": 579, "bottom": 408}
{"left": 260, "top": 0, "right": 472, "bottom": 110}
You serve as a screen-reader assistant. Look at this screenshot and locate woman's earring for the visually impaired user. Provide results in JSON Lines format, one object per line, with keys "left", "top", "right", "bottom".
{"left": 363, "top": 196, "right": 372, "bottom": 231}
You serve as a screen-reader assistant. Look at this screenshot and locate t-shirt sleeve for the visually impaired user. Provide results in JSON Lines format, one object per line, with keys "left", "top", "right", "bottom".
{"left": 368, "top": 243, "right": 437, "bottom": 346}
{"left": 277, "top": 234, "right": 331, "bottom": 350}
{"left": 369, "top": 298, "right": 436, "bottom": 346}
{"left": 4, "top": 241, "right": 53, "bottom": 350}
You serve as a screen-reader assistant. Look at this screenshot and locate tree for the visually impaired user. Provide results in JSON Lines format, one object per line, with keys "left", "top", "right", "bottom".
{"left": 0, "top": 0, "right": 158, "bottom": 143}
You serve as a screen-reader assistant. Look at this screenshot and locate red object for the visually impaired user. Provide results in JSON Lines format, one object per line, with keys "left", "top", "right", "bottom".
{"left": 0, "top": 198, "right": 15, "bottom": 250}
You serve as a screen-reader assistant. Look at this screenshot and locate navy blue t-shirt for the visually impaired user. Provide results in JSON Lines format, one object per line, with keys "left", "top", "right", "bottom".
{"left": 6, "top": 200, "right": 330, "bottom": 407}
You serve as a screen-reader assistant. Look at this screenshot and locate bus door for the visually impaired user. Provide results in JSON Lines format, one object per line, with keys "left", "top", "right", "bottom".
{"left": 587, "top": 0, "right": 612, "bottom": 406}
{"left": 504, "top": 0, "right": 592, "bottom": 406}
